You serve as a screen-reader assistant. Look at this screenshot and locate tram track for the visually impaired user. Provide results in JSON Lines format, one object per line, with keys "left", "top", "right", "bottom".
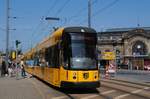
{"left": 101, "top": 79, "right": 150, "bottom": 89}
{"left": 109, "top": 78, "right": 150, "bottom": 87}
{"left": 102, "top": 84, "right": 149, "bottom": 99}
{"left": 101, "top": 79, "right": 150, "bottom": 99}
{"left": 57, "top": 79, "right": 150, "bottom": 99}
{"left": 29, "top": 77, "right": 150, "bottom": 99}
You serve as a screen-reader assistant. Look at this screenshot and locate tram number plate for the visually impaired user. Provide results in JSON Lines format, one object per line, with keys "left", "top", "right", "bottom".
{"left": 83, "top": 73, "right": 89, "bottom": 79}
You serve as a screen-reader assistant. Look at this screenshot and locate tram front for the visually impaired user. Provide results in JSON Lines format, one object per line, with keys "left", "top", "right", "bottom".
{"left": 61, "top": 27, "right": 100, "bottom": 88}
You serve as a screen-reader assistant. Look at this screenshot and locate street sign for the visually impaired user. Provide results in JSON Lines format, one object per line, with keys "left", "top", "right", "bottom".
{"left": 102, "top": 52, "right": 115, "bottom": 60}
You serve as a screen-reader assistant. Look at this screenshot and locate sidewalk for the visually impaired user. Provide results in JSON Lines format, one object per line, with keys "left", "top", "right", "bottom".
{"left": 0, "top": 76, "right": 43, "bottom": 99}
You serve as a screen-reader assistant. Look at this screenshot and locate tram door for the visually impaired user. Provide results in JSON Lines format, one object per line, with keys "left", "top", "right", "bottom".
{"left": 53, "top": 48, "right": 61, "bottom": 86}
{"left": 53, "top": 69, "right": 60, "bottom": 86}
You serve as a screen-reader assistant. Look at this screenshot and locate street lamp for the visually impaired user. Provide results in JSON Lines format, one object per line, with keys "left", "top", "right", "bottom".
{"left": 45, "top": 17, "right": 60, "bottom": 21}
{"left": 45, "top": 17, "right": 60, "bottom": 31}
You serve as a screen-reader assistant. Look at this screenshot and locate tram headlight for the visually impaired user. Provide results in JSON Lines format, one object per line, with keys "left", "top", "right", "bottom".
{"left": 73, "top": 72, "right": 77, "bottom": 79}
{"left": 94, "top": 72, "right": 98, "bottom": 79}
{"left": 75, "top": 59, "right": 80, "bottom": 62}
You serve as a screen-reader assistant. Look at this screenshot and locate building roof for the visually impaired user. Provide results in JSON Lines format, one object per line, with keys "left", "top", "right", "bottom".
{"left": 105, "top": 27, "right": 150, "bottom": 32}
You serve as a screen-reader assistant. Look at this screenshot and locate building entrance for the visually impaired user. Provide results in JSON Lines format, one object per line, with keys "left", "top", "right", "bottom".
{"left": 132, "top": 58, "right": 143, "bottom": 70}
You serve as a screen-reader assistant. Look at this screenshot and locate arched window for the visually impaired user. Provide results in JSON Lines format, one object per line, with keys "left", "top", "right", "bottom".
{"left": 132, "top": 41, "right": 147, "bottom": 55}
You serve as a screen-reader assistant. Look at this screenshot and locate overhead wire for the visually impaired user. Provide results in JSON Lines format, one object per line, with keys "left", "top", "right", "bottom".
{"left": 31, "top": 0, "right": 72, "bottom": 48}
{"left": 93, "top": 0, "right": 119, "bottom": 17}
{"left": 54, "top": 0, "right": 71, "bottom": 27}
{"left": 66, "top": 0, "right": 98, "bottom": 25}
{"left": 45, "top": 0, "right": 58, "bottom": 16}
{"left": 30, "top": 0, "right": 61, "bottom": 47}
{"left": 31, "top": 0, "right": 58, "bottom": 37}
{"left": 33, "top": 0, "right": 69, "bottom": 39}
{"left": 78, "top": 0, "right": 119, "bottom": 25}
{"left": 55, "top": 0, "right": 71, "bottom": 16}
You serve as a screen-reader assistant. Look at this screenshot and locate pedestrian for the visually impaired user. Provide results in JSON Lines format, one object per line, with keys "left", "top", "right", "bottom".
{"left": 136, "top": 65, "right": 139, "bottom": 70}
{"left": 16, "top": 62, "right": 20, "bottom": 79}
{"left": 1, "top": 61, "right": 6, "bottom": 77}
{"left": 8, "top": 64, "right": 13, "bottom": 77}
{"left": 11, "top": 62, "right": 16, "bottom": 77}
{"left": 20, "top": 60, "right": 26, "bottom": 77}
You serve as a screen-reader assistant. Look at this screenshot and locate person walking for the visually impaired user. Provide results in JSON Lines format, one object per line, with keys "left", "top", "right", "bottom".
{"left": 8, "top": 64, "right": 13, "bottom": 77}
{"left": 20, "top": 60, "right": 26, "bottom": 77}
{"left": 16, "top": 62, "right": 20, "bottom": 79}
{"left": 1, "top": 61, "right": 6, "bottom": 77}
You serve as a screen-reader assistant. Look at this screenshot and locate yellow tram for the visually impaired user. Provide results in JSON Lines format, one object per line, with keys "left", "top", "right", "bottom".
{"left": 23, "top": 27, "right": 100, "bottom": 88}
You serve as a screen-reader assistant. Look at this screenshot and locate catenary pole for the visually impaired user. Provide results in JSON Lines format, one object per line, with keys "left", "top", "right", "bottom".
{"left": 5, "top": 0, "right": 10, "bottom": 72}
{"left": 88, "top": 0, "right": 91, "bottom": 28}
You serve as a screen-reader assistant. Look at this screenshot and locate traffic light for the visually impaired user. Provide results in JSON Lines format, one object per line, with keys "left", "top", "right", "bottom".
{"left": 15, "top": 40, "right": 21, "bottom": 48}
{"left": 116, "top": 49, "right": 120, "bottom": 54}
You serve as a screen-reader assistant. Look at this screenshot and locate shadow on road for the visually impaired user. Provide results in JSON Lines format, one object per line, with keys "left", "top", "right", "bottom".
{"left": 59, "top": 88, "right": 99, "bottom": 94}
{"left": 59, "top": 88, "right": 99, "bottom": 99}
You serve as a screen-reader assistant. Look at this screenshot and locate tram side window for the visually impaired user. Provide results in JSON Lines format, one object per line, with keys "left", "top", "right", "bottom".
{"left": 45, "top": 44, "right": 59, "bottom": 68}
{"left": 51, "top": 46, "right": 55, "bottom": 67}
{"left": 33, "top": 57, "right": 39, "bottom": 66}
{"left": 31, "top": 53, "right": 39, "bottom": 66}
{"left": 62, "top": 34, "right": 70, "bottom": 69}
{"left": 51, "top": 44, "right": 59, "bottom": 68}
{"left": 39, "top": 51, "right": 47, "bottom": 67}
{"left": 45, "top": 47, "right": 51, "bottom": 67}
{"left": 48, "top": 46, "right": 53, "bottom": 67}
{"left": 54, "top": 44, "right": 59, "bottom": 67}
{"left": 45, "top": 47, "right": 49, "bottom": 66}
{"left": 26, "top": 60, "right": 34, "bottom": 67}
{"left": 49, "top": 47, "right": 52, "bottom": 67}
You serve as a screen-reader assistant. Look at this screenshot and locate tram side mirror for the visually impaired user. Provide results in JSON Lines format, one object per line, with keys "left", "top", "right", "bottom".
{"left": 58, "top": 43, "right": 61, "bottom": 50}
{"left": 58, "top": 41, "right": 62, "bottom": 50}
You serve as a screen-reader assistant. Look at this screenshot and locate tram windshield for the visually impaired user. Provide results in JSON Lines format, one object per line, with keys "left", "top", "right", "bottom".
{"left": 64, "top": 32, "right": 98, "bottom": 70}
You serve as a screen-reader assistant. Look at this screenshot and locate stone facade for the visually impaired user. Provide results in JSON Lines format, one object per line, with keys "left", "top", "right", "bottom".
{"left": 97, "top": 27, "right": 150, "bottom": 70}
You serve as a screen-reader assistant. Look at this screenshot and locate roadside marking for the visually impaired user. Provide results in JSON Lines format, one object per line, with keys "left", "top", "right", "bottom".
{"left": 144, "top": 87, "right": 149, "bottom": 90}
{"left": 114, "top": 87, "right": 149, "bottom": 99}
{"left": 101, "top": 90, "right": 116, "bottom": 95}
{"left": 51, "top": 96, "right": 68, "bottom": 99}
{"left": 115, "top": 93, "right": 130, "bottom": 99}
{"left": 131, "top": 89, "right": 142, "bottom": 94}
{"left": 81, "top": 95, "right": 99, "bottom": 99}
{"left": 81, "top": 90, "right": 116, "bottom": 99}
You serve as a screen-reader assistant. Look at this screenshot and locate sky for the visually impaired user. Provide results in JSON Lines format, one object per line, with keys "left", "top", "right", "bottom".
{"left": 0, "top": 0, "right": 150, "bottom": 52}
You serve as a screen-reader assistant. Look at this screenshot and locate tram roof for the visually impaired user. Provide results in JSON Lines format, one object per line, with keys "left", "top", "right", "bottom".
{"left": 63, "top": 27, "right": 96, "bottom": 33}
{"left": 24, "top": 27, "right": 97, "bottom": 55}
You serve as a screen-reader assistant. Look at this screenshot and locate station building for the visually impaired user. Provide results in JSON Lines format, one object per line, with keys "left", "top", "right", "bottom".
{"left": 97, "top": 27, "right": 150, "bottom": 70}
